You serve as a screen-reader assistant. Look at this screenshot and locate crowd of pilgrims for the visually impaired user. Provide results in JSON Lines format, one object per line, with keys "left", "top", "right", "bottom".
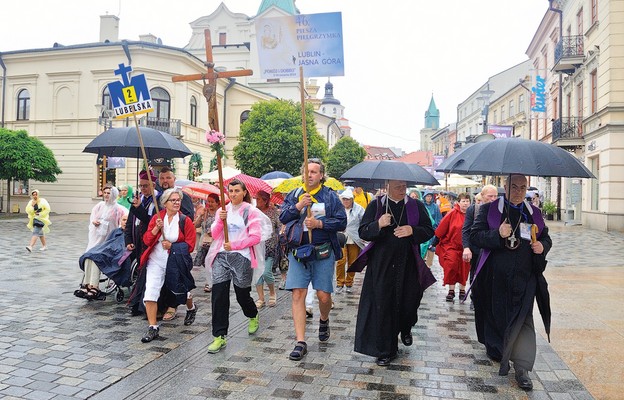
{"left": 67, "top": 164, "right": 549, "bottom": 391}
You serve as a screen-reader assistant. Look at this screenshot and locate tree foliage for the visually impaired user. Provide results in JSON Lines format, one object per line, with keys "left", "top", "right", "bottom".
{"left": 233, "top": 99, "right": 328, "bottom": 177}
{"left": 0, "top": 128, "right": 62, "bottom": 182}
{"left": 327, "top": 136, "right": 366, "bottom": 179}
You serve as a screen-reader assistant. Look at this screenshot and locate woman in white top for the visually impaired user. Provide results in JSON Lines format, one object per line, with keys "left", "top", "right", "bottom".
{"left": 76, "top": 186, "right": 127, "bottom": 300}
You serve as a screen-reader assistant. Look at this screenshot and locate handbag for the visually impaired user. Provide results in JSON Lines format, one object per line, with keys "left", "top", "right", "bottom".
{"left": 33, "top": 218, "right": 44, "bottom": 228}
{"left": 292, "top": 244, "right": 316, "bottom": 263}
{"left": 284, "top": 217, "right": 305, "bottom": 249}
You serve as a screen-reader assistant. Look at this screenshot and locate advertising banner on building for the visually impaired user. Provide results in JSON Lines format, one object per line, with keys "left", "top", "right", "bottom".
{"left": 531, "top": 73, "right": 546, "bottom": 113}
{"left": 487, "top": 125, "right": 513, "bottom": 138}
{"left": 255, "top": 12, "right": 344, "bottom": 79}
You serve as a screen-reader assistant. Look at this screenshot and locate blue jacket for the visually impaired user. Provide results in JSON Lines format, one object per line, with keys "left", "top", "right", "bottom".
{"left": 423, "top": 190, "right": 442, "bottom": 228}
{"left": 279, "top": 186, "right": 347, "bottom": 259}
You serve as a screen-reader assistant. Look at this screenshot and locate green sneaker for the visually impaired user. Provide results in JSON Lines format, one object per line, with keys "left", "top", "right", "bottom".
{"left": 208, "top": 336, "right": 227, "bottom": 353}
{"left": 248, "top": 314, "right": 259, "bottom": 334}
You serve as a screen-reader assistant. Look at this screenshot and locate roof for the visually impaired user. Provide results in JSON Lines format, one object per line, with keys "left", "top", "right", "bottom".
{"left": 257, "top": 0, "right": 299, "bottom": 15}
{"left": 395, "top": 151, "right": 433, "bottom": 166}
{"left": 364, "top": 145, "right": 399, "bottom": 160}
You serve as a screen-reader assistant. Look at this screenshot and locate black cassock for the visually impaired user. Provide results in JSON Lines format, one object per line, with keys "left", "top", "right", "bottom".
{"left": 354, "top": 197, "right": 434, "bottom": 359}
{"left": 470, "top": 200, "right": 552, "bottom": 375}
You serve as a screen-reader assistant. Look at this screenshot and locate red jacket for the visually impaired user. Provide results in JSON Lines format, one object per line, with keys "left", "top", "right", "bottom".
{"left": 434, "top": 203, "right": 469, "bottom": 276}
{"left": 140, "top": 210, "right": 196, "bottom": 267}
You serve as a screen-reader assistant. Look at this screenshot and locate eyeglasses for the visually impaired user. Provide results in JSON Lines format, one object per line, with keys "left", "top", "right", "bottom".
{"left": 167, "top": 198, "right": 181, "bottom": 203}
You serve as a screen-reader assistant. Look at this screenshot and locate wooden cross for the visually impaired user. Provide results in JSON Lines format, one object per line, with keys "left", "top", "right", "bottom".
{"left": 172, "top": 29, "right": 253, "bottom": 241}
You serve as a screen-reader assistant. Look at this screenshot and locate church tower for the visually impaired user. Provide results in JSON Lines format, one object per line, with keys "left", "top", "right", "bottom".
{"left": 419, "top": 95, "right": 440, "bottom": 151}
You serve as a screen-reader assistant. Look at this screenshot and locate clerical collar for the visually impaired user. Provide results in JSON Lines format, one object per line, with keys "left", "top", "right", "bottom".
{"left": 387, "top": 196, "right": 404, "bottom": 204}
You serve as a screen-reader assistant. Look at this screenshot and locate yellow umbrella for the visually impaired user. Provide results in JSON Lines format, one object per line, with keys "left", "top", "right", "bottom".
{"left": 273, "top": 175, "right": 344, "bottom": 193}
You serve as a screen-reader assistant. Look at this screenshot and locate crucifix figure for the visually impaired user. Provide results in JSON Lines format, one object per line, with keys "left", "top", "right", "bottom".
{"left": 172, "top": 29, "right": 253, "bottom": 240}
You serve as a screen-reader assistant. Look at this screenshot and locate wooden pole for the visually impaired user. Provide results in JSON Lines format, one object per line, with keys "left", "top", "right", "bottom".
{"left": 299, "top": 66, "right": 313, "bottom": 241}
{"left": 132, "top": 113, "right": 159, "bottom": 215}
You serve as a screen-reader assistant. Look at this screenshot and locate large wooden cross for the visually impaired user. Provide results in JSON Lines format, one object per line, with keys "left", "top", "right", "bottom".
{"left": 172, "top": 29, "right": 253, "bottom": 241}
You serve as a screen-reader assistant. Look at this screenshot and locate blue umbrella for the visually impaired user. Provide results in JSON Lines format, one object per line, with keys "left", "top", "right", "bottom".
{"left": 261, "top": 171, "right": 293, "bottom": 180}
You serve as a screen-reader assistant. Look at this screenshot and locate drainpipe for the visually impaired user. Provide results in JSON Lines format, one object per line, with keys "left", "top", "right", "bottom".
{"left": 548, "top": 0, "right": 564, "bottom": 221}
{"left": 0, "top": 54, "right": 6, "bottom": 128}
{"left": 222, "top": 78, "right": 236, "bottom": 137}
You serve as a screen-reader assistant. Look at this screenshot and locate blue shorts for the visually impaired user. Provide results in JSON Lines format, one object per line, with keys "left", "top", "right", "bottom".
{"left": 285, "top": 250, "right": 335, "bottom": 293}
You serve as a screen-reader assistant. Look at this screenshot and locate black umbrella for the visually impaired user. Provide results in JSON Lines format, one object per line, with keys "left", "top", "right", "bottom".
{"left": 83, "top": 126, "right": 192, "bottom": 159}
{"left": 436, "top": 138, "right": 595, "bottom": 178}
{"left": 340, "top": 160, "right": 439, "bottom": 186}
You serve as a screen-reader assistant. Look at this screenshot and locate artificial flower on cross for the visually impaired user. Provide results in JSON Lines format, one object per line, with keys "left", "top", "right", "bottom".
{"left": 206, "top": 129, "right": 226, "bottom": 158}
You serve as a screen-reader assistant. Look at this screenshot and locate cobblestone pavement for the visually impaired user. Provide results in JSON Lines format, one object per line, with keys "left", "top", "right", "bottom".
{"left": 0, "top": 214, "right": 620, "bottom": 399}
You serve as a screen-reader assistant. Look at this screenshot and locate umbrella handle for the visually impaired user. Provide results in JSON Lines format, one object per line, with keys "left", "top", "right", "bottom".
{"left": 133, "top": 113, "right": 159, "bottom": 215}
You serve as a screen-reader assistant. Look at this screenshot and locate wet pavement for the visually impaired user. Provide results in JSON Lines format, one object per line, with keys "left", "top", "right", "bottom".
{"left": 0, "top": 213, "right": 621, "bottom": 399}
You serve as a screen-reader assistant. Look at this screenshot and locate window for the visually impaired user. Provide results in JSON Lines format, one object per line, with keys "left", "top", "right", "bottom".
{"left": 577, "top": 82, "right": 584, "bottom": 117}
{"left": 590, "top": 156, "right": 599, "bottom": 210}
{"left": 190, "top": 96, "right": 197, "bottom": 127}
{"left": 552, "top": 96, "right": 558, "bottom": 120}
{"left": 519, "top": 94, "right": 525, "bottom": 114}
{"left": 13, "top": 180, "right": 29, "bottom": 195}
{"left": 509, "top": 99, "right": 515, "bottom": 117}
{"left": 566, "top": 93, "right": 572, "bottom": 117}
{"left": 577, "top": 8, "right": 584, "bottom": 35}
{"left": 17, "top": 89, "right": 30, "bottom": 120}
{"left": 149, "top": 87, "right": 171, "bottom": 120}
{"left": 590, "top": 69, "right": 598, "bottom": 114}
{"left": 100, "top": 87, "right": 112, "bottom": 117}
{"left": 591, "top": 0, "right": 598, "bottom": 24}
{"left": 501, "top": 105, "right": 506, "bottom": 121}
{"left": 492, "top": 110, "right": 497, "bottom": 124}
{"left": 219, "top": 32, "right": 226, "bottom": 45}
{"left": 240, "top": 110, "right": 250, "bottom": 124}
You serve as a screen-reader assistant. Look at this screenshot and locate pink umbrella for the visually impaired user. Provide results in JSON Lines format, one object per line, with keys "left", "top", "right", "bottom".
{"left": 224, "top": 173, "right": 283, "bottom": 205}
{"left": 182, "top": 182, "right": 227, "bottom": 202}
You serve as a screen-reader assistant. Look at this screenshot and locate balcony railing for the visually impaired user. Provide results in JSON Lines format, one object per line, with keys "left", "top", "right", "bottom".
{"left": 552, "top": 117, "right": 583, "bottom": 142}
{"left": 555, "top": 35, "right": 584, "bottom": 64}
{"left": 138, "top": 116, "right": 182, "bottom": 137}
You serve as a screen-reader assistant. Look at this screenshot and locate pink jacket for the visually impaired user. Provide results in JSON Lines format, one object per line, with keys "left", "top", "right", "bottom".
{"left": 205, "top": 201, "right": 263, "bottom": 268}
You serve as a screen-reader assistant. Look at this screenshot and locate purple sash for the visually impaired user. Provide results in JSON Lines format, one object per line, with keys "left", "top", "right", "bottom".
{"left": 462, "top": 198, "right": 545, "bottom": 302}
{"left": 347, "top": 196, "right": 436, "bottom": 290}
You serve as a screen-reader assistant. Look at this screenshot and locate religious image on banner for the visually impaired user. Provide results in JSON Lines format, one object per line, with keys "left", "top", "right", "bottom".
{"left": 255, "top": 12, "right": 344, "bottom": 79}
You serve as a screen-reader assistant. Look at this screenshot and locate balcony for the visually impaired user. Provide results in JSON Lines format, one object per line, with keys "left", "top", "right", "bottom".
{"left": 552, "top": 117, "right": 585, "bottom": 148}
{"left": 138, "top": 116, "right": 182, "bottom": 137}
{"left": 553, "top": 35, "right": 584, "bottom": 74}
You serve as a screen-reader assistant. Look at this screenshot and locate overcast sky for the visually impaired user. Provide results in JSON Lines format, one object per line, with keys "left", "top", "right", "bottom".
{"left": 1, "top": 0, "right": 547, "bottom": 153}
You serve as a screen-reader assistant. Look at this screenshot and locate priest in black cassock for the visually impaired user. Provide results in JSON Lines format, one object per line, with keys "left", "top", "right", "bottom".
{"left": 353, "top": 180, "right": 436, "bottom": 366}
{"left": 469, "top": 174, "right": 551, "bottom": 391}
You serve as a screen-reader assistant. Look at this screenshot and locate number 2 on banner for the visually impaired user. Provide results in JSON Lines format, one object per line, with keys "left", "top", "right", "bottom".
{"left": 123, "top": 86, "right": 138, "bottom": 104}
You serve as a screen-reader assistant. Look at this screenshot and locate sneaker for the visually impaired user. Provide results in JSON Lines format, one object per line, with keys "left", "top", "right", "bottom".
{"left": 184, "top": 304, "right": 198, "bottom": 326}
{"left": 345, "top": 286, "right": 353, "bottom": 293}
{"left": 208, "top": 336, "right": 227, "bottom": 353}
{"left": 278, "top": 281, "right": 286, "bottom": 290}
{"left": 141, "top": 326, "right": 159, "bottom": 343}
{"left": 40, "top": 246, "right": 47, "bottom": 251}
{"left": 335, "top": 286, "right": 344, "bottom": 294}
{"left": 319, "top": 318, "right": 330, "bottom": 342}
{"left": 305, "top": 308, "right": 313, "bottom": 319}
{"left": 26, "top": 246, "right": 32, "bottom": 252}
{"left": 248, "top": 314, "right": 259, "bottom": 334}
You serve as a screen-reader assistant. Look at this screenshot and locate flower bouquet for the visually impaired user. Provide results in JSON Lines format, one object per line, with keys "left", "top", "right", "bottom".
{"left": 206, "top": 130, "right": 226, "bottom": 158}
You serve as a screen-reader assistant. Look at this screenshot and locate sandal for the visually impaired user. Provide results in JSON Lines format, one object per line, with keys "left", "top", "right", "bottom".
{"left": 268, "top": 294, "right": 277, "bottom": 307}
{"left": 459, "top": 289, "right": 466, "bottom": 301}
{"left": 162, "top": 308, "right": 177, "bottom": 321}
{"left": 204, "top": 284, "right": 212, "bottom": 293}
{"left": 74, "top": 285, "right": 88, "bottom": 299}
{"left": 445, "top": 290, "right": 455, "bottom": 302}
{"left": 289, "top": 341, "right": 308, "bottom": 361}
{"left": 255, "top": 299, "right": 265, "bottom": 309}
{"left": 85, "top": 287, "right": 104, "bottom": 301}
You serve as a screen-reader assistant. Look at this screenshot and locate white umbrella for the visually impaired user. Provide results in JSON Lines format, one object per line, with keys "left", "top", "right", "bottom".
{"left": 433, "top": 174, "right": 481, "bottom": 189}
{"left": 263, "top": 178, "right": 286, "bottom": 189}
{"left": 196, "top": 166, "right": 241, "bottom": 182}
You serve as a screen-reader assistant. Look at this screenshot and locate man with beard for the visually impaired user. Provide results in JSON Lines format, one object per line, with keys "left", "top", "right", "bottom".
{"left": 469, "top": 174, "right": 551, "bottom": 391}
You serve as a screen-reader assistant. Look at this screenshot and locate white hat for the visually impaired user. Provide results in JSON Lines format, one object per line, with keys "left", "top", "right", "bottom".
{"left": 340, "top": 189, "right": 354, "bottom": 199}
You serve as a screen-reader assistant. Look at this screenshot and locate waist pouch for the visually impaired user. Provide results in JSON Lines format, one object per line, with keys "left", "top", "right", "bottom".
{"left": 293, "top": 242, "right": 332, "bottom": 263}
